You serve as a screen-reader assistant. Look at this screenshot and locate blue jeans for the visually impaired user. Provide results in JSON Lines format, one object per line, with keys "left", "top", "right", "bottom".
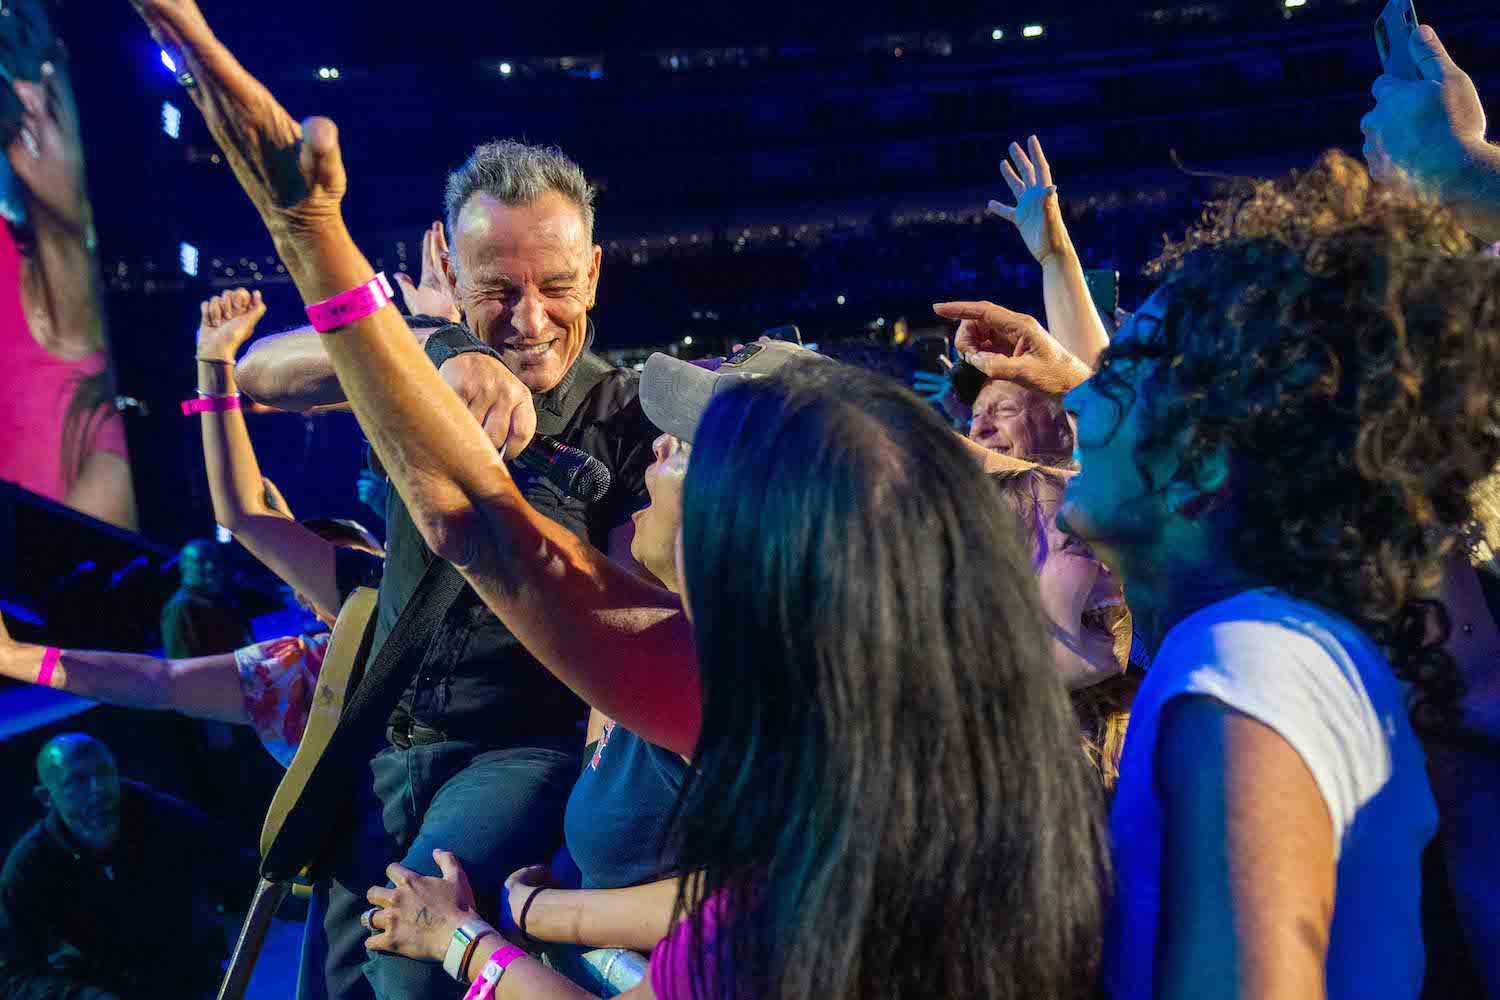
{"left": 297, "top": 741, "right": 575, "bottom": 1000}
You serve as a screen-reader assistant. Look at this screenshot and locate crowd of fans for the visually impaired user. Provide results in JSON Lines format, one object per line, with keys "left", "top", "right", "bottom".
{"left": 0, "top": 2, "right": 1497, "bottom": 1000}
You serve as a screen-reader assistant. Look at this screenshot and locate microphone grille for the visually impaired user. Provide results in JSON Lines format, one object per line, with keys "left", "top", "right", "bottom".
{"left": 575, "top": 457, "right": 613, "bottom": 503}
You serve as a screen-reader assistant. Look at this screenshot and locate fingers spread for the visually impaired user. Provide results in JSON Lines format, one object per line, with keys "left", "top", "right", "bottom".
{"left": 986, "top": 199, "right": 1017, "bottom": 222}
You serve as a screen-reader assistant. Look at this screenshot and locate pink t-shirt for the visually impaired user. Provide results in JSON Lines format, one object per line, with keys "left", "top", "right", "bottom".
{"left": 0, "top": 226, "right": 126, "bottom": 502}
{"left": 649, "top": 893, "right": 730, "bottom": 1000}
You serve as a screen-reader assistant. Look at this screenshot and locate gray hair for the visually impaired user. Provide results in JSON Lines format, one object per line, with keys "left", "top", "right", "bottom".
{"left": 444, "top": 140, "right": 597, "bottom": 251}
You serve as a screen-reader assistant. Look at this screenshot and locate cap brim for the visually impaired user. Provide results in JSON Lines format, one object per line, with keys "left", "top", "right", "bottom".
{"left": 641, "top": 353, "right": 718, "bottom": 444}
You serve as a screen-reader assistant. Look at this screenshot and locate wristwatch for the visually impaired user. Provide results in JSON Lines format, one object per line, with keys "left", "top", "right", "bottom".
{"left": 443, "top": 918, "right": 493, "bottom": 982}
{"left": 423, "top": 324, "right": 502, "bottom": 370}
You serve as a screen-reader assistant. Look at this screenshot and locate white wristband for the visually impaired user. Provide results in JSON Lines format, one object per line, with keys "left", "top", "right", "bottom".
{"left": 443, "top": 918, "right": 493, "bottom": 982}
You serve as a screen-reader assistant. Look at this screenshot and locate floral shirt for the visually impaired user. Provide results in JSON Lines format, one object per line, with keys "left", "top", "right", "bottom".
{"left": 234, "top": 633, "right": 329, "bottom": 768}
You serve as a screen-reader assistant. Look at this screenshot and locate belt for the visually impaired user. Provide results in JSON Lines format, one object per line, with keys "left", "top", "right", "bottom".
{"left": 386, "top": 720, "right": 449, "bottom": 750}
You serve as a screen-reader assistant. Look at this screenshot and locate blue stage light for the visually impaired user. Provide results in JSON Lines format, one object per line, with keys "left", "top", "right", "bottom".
{"left": 162, "top": 101, "right": 181, "bottom": 139}
{"left": 160, "top": 49, "right": 176, "bottom": 72}
{"left": 180, "top": 241, "right": 199, "bottom": 277}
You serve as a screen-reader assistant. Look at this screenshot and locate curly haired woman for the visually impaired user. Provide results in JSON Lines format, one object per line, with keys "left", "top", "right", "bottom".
{"left": 1054, "top": 151, "right": 1500, "bottom": 1000}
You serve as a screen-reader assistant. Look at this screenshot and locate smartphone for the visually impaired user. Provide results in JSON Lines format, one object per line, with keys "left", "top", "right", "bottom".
{"left": 1084, "top": 268, "right": 1120, "bottom": 319}
{"left": 1374, "top": 0, "right": 1420, "bottom": 81}
{"left": 951, "top": 360, "right": 989, "bottom": 406}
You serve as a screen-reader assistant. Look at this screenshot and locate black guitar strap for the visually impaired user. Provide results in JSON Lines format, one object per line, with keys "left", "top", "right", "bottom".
{"left": 259, "top": 557, "right": 463, "bottom": 882}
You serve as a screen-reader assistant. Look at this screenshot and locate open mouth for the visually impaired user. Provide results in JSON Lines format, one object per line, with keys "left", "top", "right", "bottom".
{"left": 1081, "top": 593, "right": 1124, "bottom": 637}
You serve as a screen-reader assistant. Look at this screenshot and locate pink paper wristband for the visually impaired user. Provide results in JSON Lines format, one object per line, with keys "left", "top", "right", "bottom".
{"left": 304, "top": 273, "right": 396, "bottom": 332}
{"left": 462, "top": 945, "right": 527, "bottom": 1000}
{"left": 181, "top": 396, "right": 242, "bottom": 416}
{"left": 37, "top": 647, "right": 60, "bottom": 687}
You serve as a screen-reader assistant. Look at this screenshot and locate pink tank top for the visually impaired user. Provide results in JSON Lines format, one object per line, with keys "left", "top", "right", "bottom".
{"left": 0, "top": 225, "right": 126, "bottom": 502}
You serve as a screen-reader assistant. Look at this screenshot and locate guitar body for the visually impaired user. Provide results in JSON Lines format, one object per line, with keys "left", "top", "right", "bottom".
{"left": 260, "top": 586, "right": 378, "bottom": 857}
{"left": 216, "top": 586, "right": 378, "bottom": 1000}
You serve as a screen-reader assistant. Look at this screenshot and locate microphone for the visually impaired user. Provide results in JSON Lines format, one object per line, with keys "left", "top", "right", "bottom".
{"left": 512, "top": 434, "right": 612, "bottom": 502}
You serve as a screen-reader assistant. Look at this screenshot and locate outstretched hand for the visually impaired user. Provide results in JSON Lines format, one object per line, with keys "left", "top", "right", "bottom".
{"left": 128, "top": 0, "right": 346, "bottom": 240}
{"left": 988, "top": 136, "right": 1073, "bottom": 267}
{"left": 196, "top": 288, "right": 266, "bottom": 363}
{"left": 364, "top": 849, "right": 480, "bottom": 963}
{"left": 1361, "top": 24, "right": 1486, "bottom": 195}
{"left": 933, "top": 300, "right": 1093, "bottom": 397}
{"left": 394, "top": 222, "right": 461, "bottom": 323}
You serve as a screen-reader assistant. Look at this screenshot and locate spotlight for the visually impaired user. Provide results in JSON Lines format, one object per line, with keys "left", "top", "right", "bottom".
{"left": 1022, "top": 24, "right": 1044, "bottom": 37}
{"left": 317, "top": 67, "right": 332, "bottom": 79}
{"left": 329, "top": 67, "right": 339, "bottom": 78}
{"left": 160, "top": 50, "right": 176, "bottom": 72}
{"left": 836, "top": 294, "right": 846, "bottom": 306}
{"left": 179, "top": 242, "right": 199, "bottom": 277}
{"left": 991, "top": 28, "right": 1004, "bottom": 41}
{"left": 683, "top": 335, "right": 694, "bottom": 345}
{"left": 499, "top": 62, "right": 513, "bottom": 76}
{"left": 161, "top": 101, "right": 181, "bottom": 139}
{"left": 1284, "top": 0, "right": 1306, "bottom": 6}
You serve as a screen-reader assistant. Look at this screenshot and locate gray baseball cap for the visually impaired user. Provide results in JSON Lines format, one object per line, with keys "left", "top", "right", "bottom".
{"left": 640, "top": 341, "right": 829, "bottom": 443}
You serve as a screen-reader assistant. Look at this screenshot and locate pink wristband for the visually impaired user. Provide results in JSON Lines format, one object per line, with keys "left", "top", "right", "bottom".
{"left": 36, "top": 647, "right": 60, "bottom": 687}
{"left": 462, "top": 945, "right": 527, "bottom": 1000}
{"left": 181, "top": 396, "right": 242, "bottom": 416}
{"left": 304, "top": 273, "right": 395, "bottom": 332}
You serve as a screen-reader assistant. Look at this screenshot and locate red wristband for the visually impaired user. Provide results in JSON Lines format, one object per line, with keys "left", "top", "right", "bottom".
{"left": 37, "top": 647, "right": 60, "bottom": 687}
{"left": 181, "top": 396, "right": 242, "bottom": 416}
{"left": 304, "top": 273, "right": 396, "bottom": 332}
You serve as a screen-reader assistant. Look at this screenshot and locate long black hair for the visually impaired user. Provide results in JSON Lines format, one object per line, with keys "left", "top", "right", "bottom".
{"left": 672, "top": 363, "right": 1107, "bottom": 1000}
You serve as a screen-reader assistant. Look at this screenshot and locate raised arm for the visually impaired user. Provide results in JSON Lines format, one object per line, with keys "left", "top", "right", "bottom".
{"left": 0, "top": 613, "right": 249, "bottom": 724}
{"left": 989, "top": 136, "right": 1111, "bottom": 368}
{"left": 195, "top": 288, "right": 342, "bottom": 617}
{"left": 236, "top": 221, "right": 458, "bottom": 410}
{"left": 130, "top": 0, "right": 702, "bottom": 756}
{"left": 1361, "top": 25, "right": 1500, "bottom": 243}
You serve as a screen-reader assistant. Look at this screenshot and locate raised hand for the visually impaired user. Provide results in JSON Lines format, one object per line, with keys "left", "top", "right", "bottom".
{"left": 393, "top": 221, "right": 461, "bottom": 323}
{"left": 196, "top": 287, "right": 266, "bottom": 363}
{"left": 988, "top": 135, "right": 1073, "bottom": 267}
{"left": 933, "top": 300, "right": 1093, "bottom": 398}
{"left": 1361, "top": 25, "right": 1486, "bottom": 196}
{"left": 128, "top": 0, "right": 345, "bottom": 241}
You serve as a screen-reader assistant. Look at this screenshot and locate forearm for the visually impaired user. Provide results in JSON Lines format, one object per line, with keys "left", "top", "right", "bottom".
{"left": 0, "top": 642, "right": 248, "bottom": 723}
{"left": 196, "top": 358, "right": 341, "bottom": 611}
{"left": 1442, "top": 141, "right": 1500, "bottom": 244}
{"left": 454, "top": 942, "right": 600, "bottom": 1000}
{"left": 235, "top": 327, "right": 345, "bottom": 411}
{"left": 1040, "top": 247, "right": 1109, "bottom": 369}
{"left": 279, "top": 225, "right": 702, "bottom": 756}
{"left": 197, "top": 360, "right": 269, "bottom": 528}
{"left": 525, "top": 877, "right": 684, "bottom": 952}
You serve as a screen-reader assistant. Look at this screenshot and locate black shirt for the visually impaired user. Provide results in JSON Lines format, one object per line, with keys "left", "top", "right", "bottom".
{"left": 0, "top": 781, "right": 258, "bottom": 1000}
{"left": 379, "top": 332, "right": 657, "bottom": 750}
{"left": 159, "top": 590, "right": 253, "bottom": 659}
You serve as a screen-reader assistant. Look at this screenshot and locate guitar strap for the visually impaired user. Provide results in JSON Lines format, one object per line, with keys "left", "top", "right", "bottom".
{"left": 259, "top": 557, "right": 463, "bottom": 882}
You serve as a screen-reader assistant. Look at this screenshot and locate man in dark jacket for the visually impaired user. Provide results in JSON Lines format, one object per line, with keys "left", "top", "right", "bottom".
{"left": 0, "top": 734, "right": 258, "bottom": 1000}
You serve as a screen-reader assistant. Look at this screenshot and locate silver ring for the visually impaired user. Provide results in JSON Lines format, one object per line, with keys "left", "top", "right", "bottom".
{"left": 175, "top": 69, "right": 197, "bottom": 89}
{"left": 361, "top": 907, "right": 379, "bottom": 932}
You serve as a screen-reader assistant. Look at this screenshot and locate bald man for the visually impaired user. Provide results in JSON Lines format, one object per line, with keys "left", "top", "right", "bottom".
{"left": 0, "top": 735, "right": 257, "bottom": 1000}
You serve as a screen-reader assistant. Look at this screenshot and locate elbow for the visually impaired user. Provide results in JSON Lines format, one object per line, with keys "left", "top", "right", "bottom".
{"left": 234, "top": 352, "right": 273, "bottom": 407}
{"left": 413, "top": 500, "right": 488, "bottom": 569}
